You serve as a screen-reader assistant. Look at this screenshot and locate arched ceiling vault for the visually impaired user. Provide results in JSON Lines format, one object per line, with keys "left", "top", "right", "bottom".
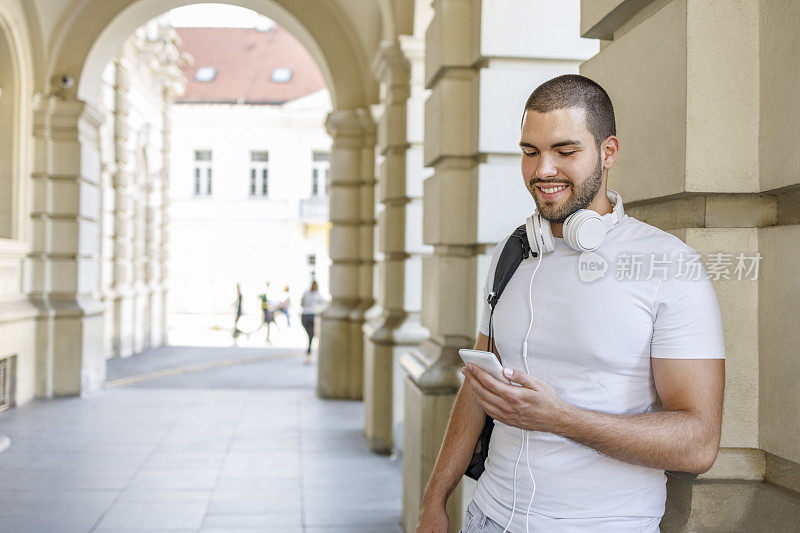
{"left": 46, "top": 0, "right": 382, "bottom": 110}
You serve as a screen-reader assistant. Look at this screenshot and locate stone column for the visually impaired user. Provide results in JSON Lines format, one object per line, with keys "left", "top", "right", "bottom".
{"left": 401, "top": 2, "right": 475, "bottom": 529}
{"left": 401, "top": 1, "right": 596, "bottom": 531}
{"left": 131, "top": 126, "right": 147, "bottom": 354}
{"left": 98, "top": 94, "right": 117, "bottom": 360}
{"left": 157, "top": 104, "right": 172, "bottom": 347}
{"left": 29, "top": 94, "right": 106, "bottom": 396}
{"left": 111, "top": 59, "right": 136, "bottom": 358}
{"left": 317, "top": 109, "right": 372, "bottom": 399}
{"left": 351, "top": 108, "right": 377, "bottom": 394}
{"left": 580, "top": 0, "right": 800, "bottom": 528}
{"left": 144, "top": 135, "right": 161, "bottom": 349}
{"left": 364, "top": 40, "right": 430, "bottom": 454}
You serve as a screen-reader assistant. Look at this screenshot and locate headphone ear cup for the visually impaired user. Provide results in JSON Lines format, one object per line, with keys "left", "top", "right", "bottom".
{"left": 529, "top": 212, "right": 556, "bottom": 254}
{"left": 563, "top": 209, "right": 607, "bottom": 252}
{"left": 525, "top": 215, "right": 537, "bottom": 253}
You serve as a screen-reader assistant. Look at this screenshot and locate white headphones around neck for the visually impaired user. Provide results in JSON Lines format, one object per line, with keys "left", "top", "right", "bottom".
{"left": 525, "top": 189, "right": 624, "bottom": 254}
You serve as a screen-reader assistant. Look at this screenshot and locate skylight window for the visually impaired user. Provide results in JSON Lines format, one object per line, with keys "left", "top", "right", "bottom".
{"left": 195, "top": 67, "right": 217, "bottom": 82}
{"left": 271, "top": 68, "right": 292, "bottom": 83}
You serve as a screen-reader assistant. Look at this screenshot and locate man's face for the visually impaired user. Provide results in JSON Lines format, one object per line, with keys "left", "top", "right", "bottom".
{"left": 520, "top": 107, "right": 604, "bottom": 223}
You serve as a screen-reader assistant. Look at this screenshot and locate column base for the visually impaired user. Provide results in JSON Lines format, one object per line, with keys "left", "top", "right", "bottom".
{"left": 100, "top": 293, "right": 115, "bottom": 360}
{"left": 133, "top": 285, "right": 149, "bottom": 354}
{"left": 148, "top": 286, "right": 166, "bottom": 349}
{"left": 662, "top": 471, "right": 800, "bottom": 531}
{"left": 363, "top": 312, "right": 429, "bottom": 454}
{"left": 317, "top": 300, "right": 363, "bottom": 399}
{"left": 400, "top": 340, "right": 464, "bottom": 533}
{"left": 34, "top": 295, "right": 106, "bottom": 397}
{"left": 113, "top": 290, "right": 135, "bottom": 358}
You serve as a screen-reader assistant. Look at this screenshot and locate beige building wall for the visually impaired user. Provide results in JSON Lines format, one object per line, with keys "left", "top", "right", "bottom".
{"left": 582, "top": 0, "right": 800, "bottom": 529}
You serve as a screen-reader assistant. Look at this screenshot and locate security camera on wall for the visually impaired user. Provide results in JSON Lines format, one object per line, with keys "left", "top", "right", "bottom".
{"left": 56, "top": 75, "right": 75, "bottom": 90}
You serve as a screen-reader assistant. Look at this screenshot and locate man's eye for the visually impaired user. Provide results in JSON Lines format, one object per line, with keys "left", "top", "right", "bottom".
{"left": 523, "top": 151, "right": 538, "bottom": 157}
{"left": 559, "top": 151, "right": 576, "bottom": 157}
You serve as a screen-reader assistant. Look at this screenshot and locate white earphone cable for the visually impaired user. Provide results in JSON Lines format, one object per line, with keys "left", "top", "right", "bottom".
{"left": 502, "top": 251, "right": 542, "bottom": 533}
{"left": 501, "top": 429, "right": 525, "bottom": 533}
{"left": 524, "top": 252, "right": 541, "bottom": 533}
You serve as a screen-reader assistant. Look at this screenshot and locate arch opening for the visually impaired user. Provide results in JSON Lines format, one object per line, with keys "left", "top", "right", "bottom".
{"left": 0, "top": 18, "right": 18, "bottom": 239}
{"left": 74, "top": 0, "right": 351, "bottom": 111}
{"left": 87, "top": 5, "right": 335, "bottom": 365}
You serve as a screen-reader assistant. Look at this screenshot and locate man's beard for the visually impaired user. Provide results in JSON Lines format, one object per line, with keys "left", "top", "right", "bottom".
{"left": 529, "top": 156, "right": 603, "bottom": 223}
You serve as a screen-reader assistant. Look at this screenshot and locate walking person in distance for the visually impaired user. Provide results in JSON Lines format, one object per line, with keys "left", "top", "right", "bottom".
{"left": 300, "top": 281, "right": 327, "bottom": 364}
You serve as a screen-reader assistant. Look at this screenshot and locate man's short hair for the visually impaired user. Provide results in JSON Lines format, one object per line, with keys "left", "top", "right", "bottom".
{"left": 522, "top": 74, "right": 616, "bottom": 146}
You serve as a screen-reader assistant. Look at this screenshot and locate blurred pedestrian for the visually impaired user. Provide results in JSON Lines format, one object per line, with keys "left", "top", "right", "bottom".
{"left": 300, "top": 280, "right": 328, "bottom": 363}
{"left": 257, "top": 281, "right": 276, "bottom": 343}
{"left": 232, "top": 282, "right": 243, "bottom": 338}
{"left": 277, "top": 285, "right": 292, "bottom": 327}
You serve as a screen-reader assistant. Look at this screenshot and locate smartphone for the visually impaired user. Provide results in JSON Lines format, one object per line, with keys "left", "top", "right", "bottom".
{"left": 459, "top": 348, "right": 512, "bottom": 384}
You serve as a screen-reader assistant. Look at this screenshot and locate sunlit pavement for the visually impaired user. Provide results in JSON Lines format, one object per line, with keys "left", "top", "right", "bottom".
{"left": 0, "top": 318, "right": 403, "bottom": 532}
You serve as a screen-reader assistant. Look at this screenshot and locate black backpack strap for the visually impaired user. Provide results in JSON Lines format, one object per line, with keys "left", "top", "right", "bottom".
{"left": 465, "top": 224, "right": 536, "bottom": 481}
{"left": 487, "top": 224, "right": 534, "bottom": 353}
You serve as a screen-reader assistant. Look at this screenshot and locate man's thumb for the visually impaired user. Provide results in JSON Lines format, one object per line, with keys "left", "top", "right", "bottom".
{"left": 503, "top": 367, "right": 535, "bottom": 388}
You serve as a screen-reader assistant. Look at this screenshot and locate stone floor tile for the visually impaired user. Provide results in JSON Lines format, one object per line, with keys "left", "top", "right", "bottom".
{"left": 94, "top": 499, "right": 208, "bottom": 530}
{"left": 200, "top": 512, "right": 303, "bottom": 528}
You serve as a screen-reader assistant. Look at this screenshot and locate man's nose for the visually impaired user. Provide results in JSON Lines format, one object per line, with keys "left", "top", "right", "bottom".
{"left": 535, "top": 153, "right": 558, "bottom": 180}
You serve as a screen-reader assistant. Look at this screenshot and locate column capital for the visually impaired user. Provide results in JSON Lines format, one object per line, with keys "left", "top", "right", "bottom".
{"left": 357, "top": 107, "right": 377, "bottom": 145}
{"left": 326, "top": 108, "right": 376, "bottom": 145}
{"left": 32, "top": 95, "right": 104, "bottom": 139}
{"left": 372, "top": 41, "right": 411, "bottom": 86}
{"left": 399, "top": 34, "right": 425, "bottom": 62}
{"left": 326, "top": 109, "right": 364, "bottom": 139}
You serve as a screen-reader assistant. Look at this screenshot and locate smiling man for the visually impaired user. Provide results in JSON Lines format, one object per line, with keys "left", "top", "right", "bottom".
{"left": 416, "top": 75, "right": 726, "bottom": 533}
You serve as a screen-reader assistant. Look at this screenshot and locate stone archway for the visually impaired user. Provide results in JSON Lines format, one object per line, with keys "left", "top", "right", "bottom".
{"left": 32, "top": 0, "right": 380, "bottom": 397}
{"left": 0, "top": 2, "right": 33, "bottom": 242}
{"left": 0, "top": 21, "right": 17, "bottom": 241}
{"left": 0, "top": 0, "right": 38, "bottom": 408}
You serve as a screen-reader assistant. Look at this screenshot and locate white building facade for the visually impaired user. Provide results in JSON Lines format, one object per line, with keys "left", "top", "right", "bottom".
{"left": 169, "top": 93, "right": 331, "bottom": 316}
{"left": 168, "top": 27, "right": 332, "bottom": 317}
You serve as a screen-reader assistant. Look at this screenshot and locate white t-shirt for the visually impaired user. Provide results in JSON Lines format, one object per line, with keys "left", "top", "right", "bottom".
{"left": 300, "top": 290, "right": 327, "bottom": 314}
{"left": 472, "top": 213, "right": 725, "bottom": 532}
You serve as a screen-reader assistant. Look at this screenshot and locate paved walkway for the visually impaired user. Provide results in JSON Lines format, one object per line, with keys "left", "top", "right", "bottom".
{"left": 0, "top": 344, "right": 403, "bottom": 532}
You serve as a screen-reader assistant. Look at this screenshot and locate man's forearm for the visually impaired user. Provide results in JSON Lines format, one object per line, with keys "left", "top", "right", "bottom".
{"left": 550, "top": 404, "right": 719, "bottom": 474}
{"left": 422, "top": 381, "right": 486, "bottom": 505}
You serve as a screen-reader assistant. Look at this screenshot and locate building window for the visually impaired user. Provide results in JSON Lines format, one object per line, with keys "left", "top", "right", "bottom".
{"left": 311, "top": 151, "right": 329, "bottom": 197}
{"left": 195, "top": 67, "right": 217, "bottom": 82}
{"left": 250, "top": 151, "right": 269, "bottom": 197}
{"left": 271, "top": 68, "right": 292, "bottom": 83}
{"left": 193, "top": 150, "right": 213, "bottom": 196}
{"left": 307, "top": 254, "right": 316, "bottom": 266}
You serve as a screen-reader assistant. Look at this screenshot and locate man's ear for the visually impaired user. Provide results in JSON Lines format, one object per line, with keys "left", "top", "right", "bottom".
{"left": 601, "top": 136, "right": 619, "bottom": 170}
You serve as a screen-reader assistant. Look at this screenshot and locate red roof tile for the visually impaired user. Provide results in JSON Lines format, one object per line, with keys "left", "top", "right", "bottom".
{"left": 175, "top": 27, "right": 326, "bottom": 104}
